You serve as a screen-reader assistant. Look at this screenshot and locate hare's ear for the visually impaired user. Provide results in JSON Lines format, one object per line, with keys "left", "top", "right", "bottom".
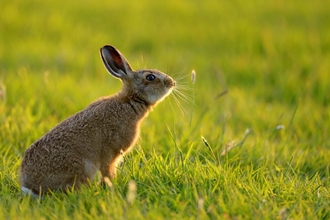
{"left": 100, "top": 45, "right": 132, "bottom": 78}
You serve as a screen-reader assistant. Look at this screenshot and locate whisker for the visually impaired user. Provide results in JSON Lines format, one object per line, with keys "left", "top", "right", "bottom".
{"left": 173, "top": 89, "right": 194, "bottom": 103}
{"left": 168, "top": 92, "right": 184, "bottom": 116}
{"left": 173, "top": 94, "right": 195, "bottom": 111}
{"left": 172, "top": 70, "right": 190, "bottom": 81}
{"left": 175, "top": 75, "right": 191, "bottom": 82}
{"left": 172, "top": 94, "right": 187, "bottom": 115}
{"left": 173, "top": 91, "right": 193, "bottom": 104}
{"left": 168, "top": 70, "right": 197, "bottom": 115}
{"left": 175, "top": 88, "right": 194, "bottom": 100}
{"left": 168, "top": 94, "right": 177, "bottom": 115}
{"left": 175, "top": 85, "right": 193, "bottom": 91}
{"left": 169, "top": 92, "right": 186, "bottom": 115}
{"left": 175, "top": 84, "right": 194, "bottom": 91}
{"left": 174, "top": 81, "right": 191, "bottom": 89}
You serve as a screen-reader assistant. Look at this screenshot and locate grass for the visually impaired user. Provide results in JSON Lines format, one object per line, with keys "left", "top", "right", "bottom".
{"left": 1, "top": 0, "right": 330, "bottom": 219}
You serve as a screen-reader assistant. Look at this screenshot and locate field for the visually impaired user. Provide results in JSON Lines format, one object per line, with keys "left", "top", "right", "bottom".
{"left": 1, "top": 0, "right": 329, "bottom": 219}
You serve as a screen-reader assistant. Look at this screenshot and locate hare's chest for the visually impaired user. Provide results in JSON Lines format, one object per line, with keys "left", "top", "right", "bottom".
{"left": 121, "top": 126, "right": 140, "bottom": 152}
{"left": 108, "top": 122, "right": 139, "bottom": 151}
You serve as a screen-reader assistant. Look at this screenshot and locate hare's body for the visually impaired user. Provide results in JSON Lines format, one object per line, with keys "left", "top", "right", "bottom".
{"left": 21, "top": 95, "right": 144, "bottom": 194}
{"left": 20, "top": 45, "right": 175, "bottom": 196}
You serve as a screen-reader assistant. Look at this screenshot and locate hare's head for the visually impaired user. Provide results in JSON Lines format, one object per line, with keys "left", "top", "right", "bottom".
{"left": 100, "top": 45, "right": 175, "bottom": 106}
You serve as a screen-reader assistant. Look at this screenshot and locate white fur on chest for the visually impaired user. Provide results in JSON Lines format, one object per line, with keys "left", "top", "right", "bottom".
{"left": 84, "top": 160, "right": 100, "bottom": 179}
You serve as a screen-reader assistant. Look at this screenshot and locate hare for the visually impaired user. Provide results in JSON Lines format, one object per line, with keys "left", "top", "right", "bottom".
{"left": 20, "top": 45, "right": 175, "bottom": 196}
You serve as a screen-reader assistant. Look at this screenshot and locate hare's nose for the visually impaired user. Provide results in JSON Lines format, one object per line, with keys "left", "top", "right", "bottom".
{"left": 164, "top": 77, "right": 175, "bottom": 88}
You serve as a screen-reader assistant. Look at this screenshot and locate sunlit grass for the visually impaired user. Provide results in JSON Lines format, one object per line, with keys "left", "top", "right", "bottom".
{"left": 1, "top": 0, "right": 329, "bottom": 219}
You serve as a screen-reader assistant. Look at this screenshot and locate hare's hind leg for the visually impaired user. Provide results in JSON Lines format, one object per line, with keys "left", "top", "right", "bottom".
{"left": 21, "top": 186, "right": 41, "bottom": 198}
{"left": 58, "top": 175, "right": 91, "bottom": 193}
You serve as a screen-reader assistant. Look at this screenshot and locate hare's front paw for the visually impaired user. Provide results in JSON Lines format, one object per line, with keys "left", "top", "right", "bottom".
{"left": 100, "top": 177, "right": 113, "bottom": 188}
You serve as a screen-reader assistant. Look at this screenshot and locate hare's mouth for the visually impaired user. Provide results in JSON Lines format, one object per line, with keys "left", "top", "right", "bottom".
{"left": 147, "top": 86, "right": 174, "bottom": 106}
{"left": 163, "top": 86, "right": 175, "bottom": 99}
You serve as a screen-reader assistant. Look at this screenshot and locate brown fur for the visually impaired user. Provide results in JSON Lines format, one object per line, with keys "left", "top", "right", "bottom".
{"left": 20, "top": 45, "right": 175, "bottom": 195}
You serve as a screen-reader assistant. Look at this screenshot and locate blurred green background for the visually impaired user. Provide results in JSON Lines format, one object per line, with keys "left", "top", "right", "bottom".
{"left": 2, "top": 0, "right": 330, "bottom": 170}
{"left": 2, "top": 0, "right": 329, "bottom": 145}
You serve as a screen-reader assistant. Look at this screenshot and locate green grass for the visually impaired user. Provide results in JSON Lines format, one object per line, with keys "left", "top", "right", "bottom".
{"left": 1, "top": 0, "right": 329, "bottom": 219}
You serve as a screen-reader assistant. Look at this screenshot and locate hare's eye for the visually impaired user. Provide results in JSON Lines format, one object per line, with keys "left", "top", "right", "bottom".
{"left": 146, "top": 74, "right": 156, "bottom": 81}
